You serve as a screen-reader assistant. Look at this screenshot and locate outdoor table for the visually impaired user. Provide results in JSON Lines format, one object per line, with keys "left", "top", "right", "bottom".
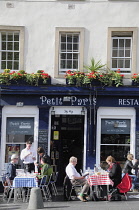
{"left": 11, "top": 176, "right": 38, "bottom": 203}
{"left": 88, "top": 173, "right": 114, "bottom": 199}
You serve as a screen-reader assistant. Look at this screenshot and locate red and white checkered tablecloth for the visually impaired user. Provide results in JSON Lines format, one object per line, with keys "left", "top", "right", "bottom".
{"left": 88, "top": 174, "right": 114, "bottom": 186}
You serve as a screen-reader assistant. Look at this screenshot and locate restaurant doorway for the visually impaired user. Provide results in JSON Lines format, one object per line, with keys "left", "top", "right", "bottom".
{"left": 50, "top": 114, "right": 85, "bottom": 185}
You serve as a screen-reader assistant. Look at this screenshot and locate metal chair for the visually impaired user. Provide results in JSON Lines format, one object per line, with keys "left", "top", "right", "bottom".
{"left": 44, "top": 174, "right": 52, "bottom": 200}
{"left": 1, "top": 175, "right": 11, "bottom": 201}
{"left": 38, "top": 175, "right": 48, "bottom": 201}
{"left": 50, "top": 172, "right": 58, "bottom": 196}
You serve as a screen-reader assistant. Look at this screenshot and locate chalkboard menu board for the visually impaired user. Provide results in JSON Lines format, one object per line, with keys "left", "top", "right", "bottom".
{"left": 38, "top": 129, "right": 48, "bottom": 154}
{"left": 136, "top": 131, "right": 139, "bottom": 159}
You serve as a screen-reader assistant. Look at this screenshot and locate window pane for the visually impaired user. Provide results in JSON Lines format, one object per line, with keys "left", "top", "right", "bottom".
{"left": 73, "top": 60, "right": 78, "bottom": 69}
{"left": 125, "top": 59, "right": 130, "bottom": 68}
{"left": 101, "top": 134, "right": 130, "bottom": 144}
{"left": 113, "top": 39, "right": 118, "bottom": 47}
{"left": 7, "top": 61, "right": 12, "bottom": 69}
{"left": 8, "top": 52, "right": 13, "bottom": 60}
{"left": 7, "top": 42, "right": 13, "bottom": 50}
{"left": 119, "top": 50, "right": 124, "bottom": 57}
{"left": 61, "top": 35, "right": 66, "bottom": 43}
{"left": 61, "top": 43, "right": 66, "bottom": 51}
{"left": 119, "top": 39, "right": 124, "bottom": 47}
{"left": 2, "top": 33, "right": 6, "bottom": 41}
{"left": 125, "top": 50, "right": 130, "bottom": 57}
{"left": 60, "top": 60, "right": 66, "bottom": 68}
{"left": 125, "top": 39, "right": 131, "bottom": 48}
{"left": 2, "top": 52, "right": 6, "bottom": 60}
{"left": 67, "top": 60, "right": 72, "bottom": 68}
{"left": 1, "top": 61, "right": 6, "bottom": 69}
{"left": 101, "top": 145, "right": 130, "bottom": 162}
{"left": 67, "top": 44, "right": 72, "bottom": 51}
{"left": 112, "top": 50, "right": 118, "bottom": 57}
{"left": 60, "top": 53, "right": 66, "bottom": 59}
{"left": 112, "top": 59, "right": 117, "bottom": 68}
{"left": 14, "top": 52, "right": 19, "bottom": 60}
{"left": 14, "top": 42, "right": 19, "bottom": 51}
{"left": 73, "top": 44, "right": 78, "bottom": 51}
{"left": 118, "top": 59, "right": 124, "bottom": 68}
{"left": 73, "top": 35, "right": 79, "bottom": 43}
{"left": 67, "top": 53, "right": 72, "bottom": 59}
{"left": 8, "top": 33, "right": 13, "bottom": 41}
{"left": 14, "top": 61, "right": 19, "bottom": 70}
{"left": 14, "top": 33, "right": 19, "bottom": 41}
{"left": 67, "top": 35, "right": 72, "bottom": 43}
{"left": 73, "top": 53, "right": 78, "bottom": 59}
{"left": 2, "top": 42, "right": 6, "bottom": 50}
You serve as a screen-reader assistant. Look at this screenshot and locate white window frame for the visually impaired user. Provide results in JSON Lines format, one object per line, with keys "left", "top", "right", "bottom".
{"left": 111, "top": 37, "right": 132, "bottom": 73}
{"left": 96, "top": 107, "right": 135, "bottom": 166}
{"left": 0, "top": 106, "right": 39, "bottom": 173}
{"left": 48, "top": 106, "right": 87, "bottom": 171}
{"left": 55, "top": 27, "right": 84, "bottom": 78}
{"left": 59, "top": 33, "right": 80, "bottom": 74}
{"left": 0, "top": 26, "right": 24, "bottom": 73}
{"left": 107, "top": 27, "right": 137, "bottom": 78}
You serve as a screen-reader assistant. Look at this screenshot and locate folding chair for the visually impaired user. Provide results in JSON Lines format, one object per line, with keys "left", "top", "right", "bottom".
{"left": 108, "top": 173, "right": 132, "bottom": 201}
{"left": 38, "top": 175, "right": 48, "bottom": 201}
{"left": 1, "top": 175, "right": 11, "bottom": 201}
{"left": 50, "top": 172, "right": 58, "bottom": 196}
{"left": 44, "top": 174, "right": 52, "bottom": 200}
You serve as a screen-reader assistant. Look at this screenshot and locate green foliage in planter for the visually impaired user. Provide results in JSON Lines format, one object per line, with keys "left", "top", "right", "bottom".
{"left": 84, "top": 57, "right": 106, "bottom": 73}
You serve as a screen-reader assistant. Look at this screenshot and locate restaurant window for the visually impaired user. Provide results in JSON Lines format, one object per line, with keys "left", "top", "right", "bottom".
{"left": 5, "top": 117, "right": 34, "bottom": 168}
{"left": 0, "top": 26, "right": 24, "bottom": 72}
{"left": 54, "top": 27, "right": 84, "bottom": 78}
{"left": 100, "top": 119, "right": 130, "bottom": 167}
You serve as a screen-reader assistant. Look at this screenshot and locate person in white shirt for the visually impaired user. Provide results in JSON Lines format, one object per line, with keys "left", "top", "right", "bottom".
{"left": 66, "top": 156, "right": 89, "bottom": 202}
{"left": 20, "top": 140, "right": 36, "bottom": 173}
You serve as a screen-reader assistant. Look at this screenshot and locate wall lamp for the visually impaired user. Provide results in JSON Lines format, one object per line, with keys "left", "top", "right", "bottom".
{"left": 81, "top": 107, "right": 85, "bottom": 115}
{"left": 51, "top": 107, "right": 55, "bottom": 115}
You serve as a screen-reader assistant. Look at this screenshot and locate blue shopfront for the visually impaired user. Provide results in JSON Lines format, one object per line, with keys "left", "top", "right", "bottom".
{"left": 0, "top": 85, "right": 139, "bottom": 185}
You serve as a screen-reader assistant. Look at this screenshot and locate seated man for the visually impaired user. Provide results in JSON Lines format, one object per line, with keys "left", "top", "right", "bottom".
{"left": 37, "top": 156, "right": 53, "bottom": 183}
{"left": 66, "top": 156, "right": 90, "bottom": 202}
{"left": 6, "top": 154, "right": 19, "bottom": 182}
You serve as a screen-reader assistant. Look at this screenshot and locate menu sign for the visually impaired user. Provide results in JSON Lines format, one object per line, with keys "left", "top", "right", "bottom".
{"left": 6, "top": 117, "right": 34, "bottom": 135}
{"left": 101, "top": 119, "right": 130, "bottom": 134}
{"left": 38, "top": 129, "right": 48, "bottom": 154}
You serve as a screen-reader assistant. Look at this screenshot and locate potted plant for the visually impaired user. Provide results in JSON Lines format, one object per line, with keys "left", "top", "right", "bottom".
{"left": 26, "top": 70, "right": 51, "bottom": 86}
{"left": 131, "top": 74, "right": 139, "bottom": 86}
{"left": 84, "top": 58, "right": 106, "bottom": 86}
{"left": 0, "top": 69, "right": 11, "bottom": 85}
{"left": 65, "top": 70, "right": 76, "bottom": 85}
{"left": 9, "top": 70, "right": 27, "bottom": 85}
{"left": 99, "top": 69, "right": 124, "bottom": 87}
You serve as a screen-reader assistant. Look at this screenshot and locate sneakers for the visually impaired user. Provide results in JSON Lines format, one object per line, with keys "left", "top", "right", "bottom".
{"left": 77, "top": 195, "right": 87, "bottom": 202}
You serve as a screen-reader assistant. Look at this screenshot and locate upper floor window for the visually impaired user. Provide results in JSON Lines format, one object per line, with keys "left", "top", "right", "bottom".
{"left": 0, "top": 26, "right": 24, "bottom": 72}
{"left": 60, "top": 33, "right": 79, "bottom": 74}
{"left": 107, "top": 28, "right": 137, "bottom": 76}
{"left": 0, "top": 32, "right": 20, "bottom": 70}
{"left": 111, "top": 36, "right": 132, "bottom": 73}
{"left": 55, "top": 27, "right": 84, "bottom": 78}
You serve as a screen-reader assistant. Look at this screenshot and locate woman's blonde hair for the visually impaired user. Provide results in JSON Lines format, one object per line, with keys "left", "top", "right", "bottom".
{"left": 106, "top": 155, "right": 115, "bottom": 163}
{"left": 127, "top": 154, "right": 133, "bottom": 161}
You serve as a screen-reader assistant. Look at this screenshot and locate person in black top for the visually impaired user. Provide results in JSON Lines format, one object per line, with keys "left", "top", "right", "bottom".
{"left": 123, "top": 154, "right": 138, "bottom": 175}
{"left": 106, "top": 155, "right": 122, "bottom": 188}
{"left": 6, "top": 154, "right": 18, "bottom": 181}
{"left": 37, "top": 147, "right": 51, "bottom": 165}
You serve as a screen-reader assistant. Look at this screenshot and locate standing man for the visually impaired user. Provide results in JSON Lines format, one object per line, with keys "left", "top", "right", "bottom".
{"left": 20, "top": 141, "right": 36, "bottom": 173}
{"left": 66, "top": 156, "right": 90, "bottom": 202}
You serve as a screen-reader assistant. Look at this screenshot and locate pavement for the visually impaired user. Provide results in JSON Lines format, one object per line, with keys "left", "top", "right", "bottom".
{"left": 0, "top": 190, "right": 139, "bottom": 210}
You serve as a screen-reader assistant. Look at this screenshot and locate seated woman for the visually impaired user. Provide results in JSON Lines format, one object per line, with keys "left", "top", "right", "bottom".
{"left": 106, "top": 155, "right": 122, "bottom": 188}
{"left": 106, "top": 155, "right": 122, "bottom": 201}
{"left": 123, "top": 153, "right": 138, "bottom": 191}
